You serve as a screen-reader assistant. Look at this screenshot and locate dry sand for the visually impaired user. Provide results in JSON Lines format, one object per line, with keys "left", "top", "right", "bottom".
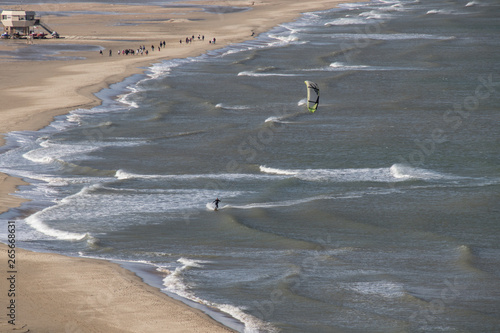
{"left": 0, "top": 1, "right": 357, "bottom": 331}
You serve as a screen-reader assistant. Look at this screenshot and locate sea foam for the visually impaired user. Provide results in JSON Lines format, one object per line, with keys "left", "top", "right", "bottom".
{"left": 345, "top": 281, "right": 405, "bottom": 299}
{"left": 261, "top": 164, "right": 462, "bottom": 183}
{"left": 25, "top": 212, "right": 87, "bottom": 241}
{"left": 162, "top": 258, "right": 277, "bottom": 333}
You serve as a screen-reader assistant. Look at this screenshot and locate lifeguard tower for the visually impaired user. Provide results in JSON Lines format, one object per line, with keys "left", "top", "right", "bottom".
{"left": 1, "top": 10, "right": 57, "bottom": 38}
{"left": 1, "top": 10, "right": 36, "bottom": 36}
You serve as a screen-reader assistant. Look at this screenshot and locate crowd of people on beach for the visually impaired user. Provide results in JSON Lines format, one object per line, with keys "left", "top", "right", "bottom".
{"left": 100, "top": 35, "right": 217, "bottom": 57}
{"left": 178, "top": 34, "right": 217, "bottom": 44}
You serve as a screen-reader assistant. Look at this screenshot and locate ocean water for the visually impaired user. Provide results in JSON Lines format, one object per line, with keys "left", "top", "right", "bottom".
{"left": 1, "top": 0, "right": 500, "bottom": 332}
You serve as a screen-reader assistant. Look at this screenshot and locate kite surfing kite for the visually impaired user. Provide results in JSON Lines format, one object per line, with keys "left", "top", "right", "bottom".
{"left": 304, "top": 80, "right": 320, "bottom": 113}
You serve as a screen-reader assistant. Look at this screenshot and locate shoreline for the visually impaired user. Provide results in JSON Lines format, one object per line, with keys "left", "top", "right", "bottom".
{"left": 0, "top": 243, "right": 239, "bottom": 332}
{"left": 0, "top": 1, "right": 359, "bottom": 332}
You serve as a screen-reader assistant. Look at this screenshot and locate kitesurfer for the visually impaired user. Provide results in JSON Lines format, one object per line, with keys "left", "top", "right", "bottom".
{"left": 213, "top": 198, "right": 221, "bottom": 210}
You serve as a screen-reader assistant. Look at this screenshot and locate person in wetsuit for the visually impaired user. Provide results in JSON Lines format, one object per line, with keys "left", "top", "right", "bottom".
{"left": 213, "top": 198, "right": 221, "bottom": 210}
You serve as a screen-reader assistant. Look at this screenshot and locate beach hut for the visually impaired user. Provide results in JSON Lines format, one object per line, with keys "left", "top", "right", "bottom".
{"left": 1, "top": 10, "right": 37, "bottom": 37}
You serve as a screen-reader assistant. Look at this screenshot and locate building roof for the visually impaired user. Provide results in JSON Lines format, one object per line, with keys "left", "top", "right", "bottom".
{"left": 1, "top": 10, "right": 36, "bottom": 16}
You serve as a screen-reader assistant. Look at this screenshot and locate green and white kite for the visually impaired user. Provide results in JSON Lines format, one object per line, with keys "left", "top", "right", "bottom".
{"left": 304, "top": 80, "right": 320, "bottom": 113}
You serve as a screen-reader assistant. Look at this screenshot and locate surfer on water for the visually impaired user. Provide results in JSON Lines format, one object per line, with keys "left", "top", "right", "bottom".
{"left": 213, "top": 198, "right": 221, "bottom": 210}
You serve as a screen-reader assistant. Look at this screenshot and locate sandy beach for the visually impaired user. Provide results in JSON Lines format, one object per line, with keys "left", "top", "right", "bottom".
{"left": 0, "top": 244, "right": 238, "bottom": 332}
{"left": 0, "top": 1, "right": 356, "bottom": 331}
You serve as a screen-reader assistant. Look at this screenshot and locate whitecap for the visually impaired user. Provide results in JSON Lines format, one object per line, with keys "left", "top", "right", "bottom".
{"left": 325, "top": 17, "right": 367, "bottom": 26}
{"left": 22, "top": 142, "right": 101, "bottom": 165}
{"left": 162, "top": 258, "right": 278, "bottom": 332}
{"left": 328, "top": 62, "right": 370, "bottom": 71}
{"left": 260, "top": 164, "right": 465, "bottom": 183}
{"left": 389, "top": 164, "right": 457, "bottom": 181}
{"left": 206, "top": 202, "right": 216, "bottom": 211}
{"left": 264, "top": 116, "right": 281, "bottom": 123}
{"left": 162, "top": 258, "right": 210, "bottom": 301}
{"left": 25, "top": 212, "right": 87, "bottom": 241}
{"left": 216, "top": 103, "right": 251, "bottom": 110}
{"left": 358, "top": 10, "right": 394, "bottom": 20}
{"left": 115, "top": 169, "right": 147, "bottom": 180}
{"left": 115, "top": 169, "right": 274, "bottom": 182}
{"left": 297, "top": 98, "right": 307, "bottom": 106}
{"left": 66, "top": 113, "right": 82, "bottom": 124}
{"left": 218, "top": 304, "right": 278, "bottom": 333}
{"left": 259, "top": 165, "right": 298, "bottom": 176}
{"left": 426, "top": 9, "right": 456, "bottom": 15}
{"left": 237, "top": 71, "right": 299, "bottom": 77}
{"left": 268, "top": 32, "right": 299, "bottom": 44}
{"left": 345, "top": 281, "right": 405, "bottom": 298}
{"left": 148, "top": 58, "right": 191, "bottom": 79}
{"left": 260, "top": 165, "right": 392, "bottom": 182}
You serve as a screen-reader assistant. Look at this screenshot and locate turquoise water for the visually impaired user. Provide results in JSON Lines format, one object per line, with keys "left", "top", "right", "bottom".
{"left": 1, "top": 1, "right": 500, "bottom": 332}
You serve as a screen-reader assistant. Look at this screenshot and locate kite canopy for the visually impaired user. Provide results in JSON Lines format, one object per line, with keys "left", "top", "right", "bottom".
{"left": 304, "top": 80, "right": 320, "bottom": 113}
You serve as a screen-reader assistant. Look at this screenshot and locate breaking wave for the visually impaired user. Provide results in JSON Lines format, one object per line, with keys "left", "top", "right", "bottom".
{"left": 162, "top": 258, "right": 277, "bottom": 333}
{"left": 260, "top": 164, "right": 465, "bottom": 183}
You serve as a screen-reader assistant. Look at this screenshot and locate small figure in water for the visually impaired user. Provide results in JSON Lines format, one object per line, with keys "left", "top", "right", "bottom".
{"left": 213, "top": 198, "right": 221, "bottom": 210}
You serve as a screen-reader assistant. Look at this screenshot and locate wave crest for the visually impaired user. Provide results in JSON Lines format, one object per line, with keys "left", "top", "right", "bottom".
{"left": 25, "top": 212, "right": 87, "bottom": 241}
{"left": 261, "top": 164, "right": 462, "bottom": 183}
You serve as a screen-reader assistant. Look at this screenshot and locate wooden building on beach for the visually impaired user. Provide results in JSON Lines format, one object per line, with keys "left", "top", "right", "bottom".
{"left": 1, "top": 10, "right": 57, "bottom": 38}
{"left": 1, "top": 10, "right": 36, "bottom": 36}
